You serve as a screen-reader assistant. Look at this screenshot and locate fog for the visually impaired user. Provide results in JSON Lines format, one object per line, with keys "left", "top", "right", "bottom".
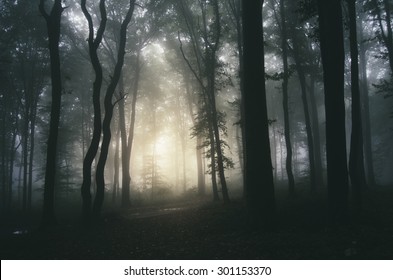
{"left": 1, "top": 0, "right": 393, "bottom": 260}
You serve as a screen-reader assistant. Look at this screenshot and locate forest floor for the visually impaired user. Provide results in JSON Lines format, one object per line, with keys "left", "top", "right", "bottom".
{"left": 1, "top": 186, "right": 393, "bottom": 259}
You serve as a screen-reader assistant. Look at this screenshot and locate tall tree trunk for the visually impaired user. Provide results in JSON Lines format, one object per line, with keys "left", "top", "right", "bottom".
{"left": 242, "top": 0, "right": 275, "bottom": 227}
{"left": 348, "top": 0, "right": 367, "bottom": 215}
{"left": 208, "top": 1, "right": 230, "bottom": 203}
{"left": 184, "top": 72, "right": 205, "bottom": 196}
{"left": 151, "top": 108, "right": 157, "bottom": 198}
{"left": 208, "top": 75, "right": 230, "bottom": 202}
{"left": 279, "top": 0, "right": 295, "bottom": 195}
{"left": 272, "top": 123, "right": 278, "bottom": 183}
{"left": 122, "top": 49, "right": 141, "bottom": 208}
{"left": 118, "top": 74, "right": 131, "bottom": 208}
{"left": 93, "top": 0, "right": 135, "bottom": 219}
{"left": 27, "top": 104, "right": 37, "bottom": 211}
{"left": 8, "top": 112, "right": 19, "bottom": 210}
{"left": 196, "top": 136, "right": 205, "bottom": 195}
{"left": 208, "top": 120, "right": 220, "bottom": 201}
{"left": 317, "top": 0, "right": 349, "bottom": 226}
{"left": 22, "top": 117, "right": 28, "bottom": 212}
{"left": 227, "top": 0, "right": 245, "bottom": 180}
{"left": 308, "top": 73, "right": 324, "bottom": 186}
{"left": 1, "top": 104, "right": 9, "bottom": 212}
{"left": 290, "top": 27, "right": 317, "bottom": 191}
{"left": 39, "top": 0, "right": 64, "bottom": 227}
{"left": 359, "top": 14, "right": 376, "bottom": 186}
{"left": 112, "top": 117, "right": 120, "bottom": 204}
{"left": 80, "top": 0, "right": 107, "bottom": 221}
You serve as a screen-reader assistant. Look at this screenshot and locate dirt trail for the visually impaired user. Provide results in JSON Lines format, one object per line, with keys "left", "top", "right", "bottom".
{"left": 121, "top": 199, "right": 208, "bottom": 220}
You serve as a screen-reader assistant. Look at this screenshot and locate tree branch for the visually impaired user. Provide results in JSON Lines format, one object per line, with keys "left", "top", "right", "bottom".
{"left": 178, "top": 31, "right": 205, "bottom": 90}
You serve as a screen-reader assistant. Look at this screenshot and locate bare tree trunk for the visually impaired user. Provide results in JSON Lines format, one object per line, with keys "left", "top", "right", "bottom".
{"left": 227, "top": 0, "right": 245, "bottom": 180}
{"left": 93, "top": 0, "right": 135, "bottom": 219}
{"left": 80, "top": 0, "right": 107, "bottom": 221}
{"left": 242, "top": 0, "right": 275, "bottom": 227}
{"left": 317, "top": 0, "right": 349, "bottom": 226}
{"left": 196, "top": 136, "right": 205, "bottom": 195}
{"left": 208, "top": 122, "right": 219, "bottom": 201}
{"left": 208, "top": 1, "right": 230, "bottom": 203}
{"left": 118, "top": 74, "right": 131, "bottom": 207}
{"left": 309, "top": 73, "right": 324, "bottom": 187}
{"left": 348, "top": 0, "right": 366, "bottom": 216}
{"left": 27, "top": 98, "right": 38, "bottom": 211}
{"left": 291, "top": 32, "right": 317, "bottom": 191}
{"left": 112, "top": 118, "right": 120, "bottom": 204}
{"left": 359, "top": 16, "right": 375, "bottom": 186}
{"left": 279, "top": 0, "right": 295, "bottom": 195}
{"left": 8, "top": 113, "right": 19, "bottom": 210}
{"left": 39, "top": 0, "right": 64, "bottom": 227}
{"left": 184, "top": 72, "right": 205, "bottom": 196}
{"left": 22, "top": 118, "right": 28, "bottom": 212}
{"left": 122, "top": 49, "right": 141, "bottom": 208}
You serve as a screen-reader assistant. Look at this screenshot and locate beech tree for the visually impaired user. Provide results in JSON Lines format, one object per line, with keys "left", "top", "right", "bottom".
{"left": 317, "top": 0, "right": 349, "bottom": 225}
{"left": 242, "top": 0, "right": 275, "bottom": 227}
{"left": 93, "top": 0, "right": 136, "bottom": 219}
{"left": 80, "top": 0, "right": 107, "bottom": 221}
{"left": 347, "top": 0, "right": 367, "bottom": 215}
{"left": 176, "top": 0, "right": 230, "bottom": 203}
{"left": 39, "top": 0, "right": 64, "bottom": 227}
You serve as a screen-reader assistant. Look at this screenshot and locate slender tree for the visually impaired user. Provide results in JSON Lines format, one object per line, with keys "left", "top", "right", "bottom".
{"left": 347, "top": 0, "right": 367, "bottom": 215}
{"left": 80, "top": 0, "right": 107, "bottom": 221}
{"left": 279, "top": 0, "right": 295, "bottom": 195}
{"left": 358, "top": 15, "right": 376, "bottom": 186}
{"left": 93, "top": 0, "right": 136, "bottom": 219}
{"left": 287, "top": 0, "right": 317, "bottom": 191}
{"left": 177, "top": 0, "right": 230, "bottom": 203}
{"left": 39, "top": 0, "right": 64, "bottom": 227}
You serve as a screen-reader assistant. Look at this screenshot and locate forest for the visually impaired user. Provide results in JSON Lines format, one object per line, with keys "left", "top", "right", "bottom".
{"left": 0, "top": 0, "right": 393, "bottom": 259}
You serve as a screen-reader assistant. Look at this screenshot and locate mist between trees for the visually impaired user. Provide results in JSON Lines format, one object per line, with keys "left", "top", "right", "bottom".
{"left": 0, "top": 0, "right": 392, "bottom": 229}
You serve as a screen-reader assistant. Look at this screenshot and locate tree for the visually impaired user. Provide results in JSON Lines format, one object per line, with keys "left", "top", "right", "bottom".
{"left": 164, "top": 37, "right": 207, "bottom": 196}
{"left": 177, "top": 0, "right": 230, "bottom": 203}
{"left": 80, "top": 0, "right": 107, "bottom": 221}
{"left": 0, "top": 1, "right": 48, "bottom": 212}
{"left": 225, "top": 0, "right": 245, "bottom": 178}
{"left": 242, "top": 0, "right": 275, "bottom": 227}
{"left": 287, "top": 0, "right": 318, "bottom": 191}
{"left": 279, "top": 0, "right": 296, "bottom": 195}
{"left": 358, "top": 12, "right": 376, "bottom": 186}
{"left": 364, "top": 0, "right": 393, "bottom": 74}
{"left": 39, "top": 0, "right": 65, "bottom": 227}
{"left": 347, "top": 0, "right": 367, "bottom": 215}
{"left": 93, "top": 0, "right": 136, "bottom": 219}
{"left": 317, "top": 0, "right": 349, "bottom": 225}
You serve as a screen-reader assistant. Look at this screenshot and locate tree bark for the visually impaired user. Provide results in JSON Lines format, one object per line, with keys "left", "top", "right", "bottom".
{"left": 348, "top": 0, "right": 367, "bottom": 215}
{"left": 80, "top": 0, "right": 107, "bottom": 221}
{"left": 207, "top": 0, "right": 230, "bottom": 203}
{"left": 118, "top": 75, "right": 131, "bottom": 208}
{"left": 359, "top": 19, "right": 376, "bottom": 186}
{"left": 122, "top": 49, "right": 141, "bottom": 208}
{"left": 289, "top": 21, "right": 317, "bottom": 191}
{"left": 317, "top": 0, "right": 349, "bottom": 226}
{"left": 279, "top": 0, "right": 295, "bottom": 195}
{"left": 93, "top": 0, "right": 135, "bottom": 219}
{"left": 112, "top": 115, "right": 120, "bottom": 204}
{"left": 242, "top": 0, "right": 275, "bottom": 227}
{"left": 308, "top": 73, "right": 324, "bottom": 187}
{"left": 39, "top": 0, "right": 64, "bottom": 227}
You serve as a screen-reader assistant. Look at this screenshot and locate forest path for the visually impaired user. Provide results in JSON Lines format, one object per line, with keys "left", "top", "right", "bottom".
{"left": 120, "top": 199, "right": 208, "bottom": 220}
